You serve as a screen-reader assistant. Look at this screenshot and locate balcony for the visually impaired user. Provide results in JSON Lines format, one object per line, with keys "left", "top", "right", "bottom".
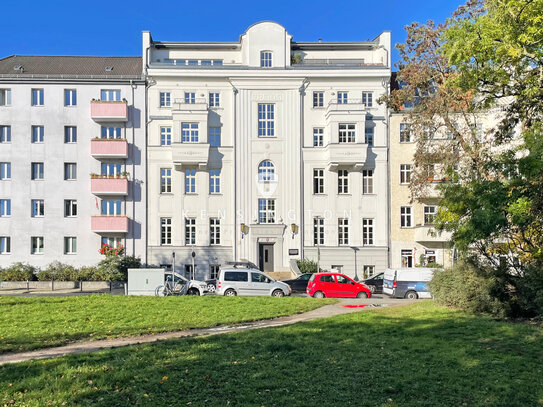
{"left": 91, "top": 177, "right": 129, "bottom": 196}
{"left": 416, "top": 180, "right": 445, "bottom": 199}
{"left": 414, "top": 225, "right": 452, "bottom": 243}
{"left": 326, "top": 99, "right": 368, "bottom": 118}
{"left": 172, "top": 143, "right": 210, "bottom": 168}
{"left": 91, "top": 215, "right": 129, "bottom": 234}
{"left": 90, "top": 100, "right": 128, "bottom": 122}
{"left": 172, "top": 98, "right": 208, "bottom": 113}
{"left": 91, "top": 139, "right": 128, "bottom": 159}
{"left": 325, "top": 143, "right": 368, "bottom": 169}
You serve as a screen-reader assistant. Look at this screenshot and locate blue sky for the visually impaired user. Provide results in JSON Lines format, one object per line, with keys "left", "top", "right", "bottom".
{"left": 1, "top": 0, "right": 464, "bottom": 66}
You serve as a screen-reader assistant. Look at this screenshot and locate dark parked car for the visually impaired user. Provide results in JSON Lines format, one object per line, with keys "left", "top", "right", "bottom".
{"left": 283, "top": 273, "right": 314, "bottom": 293}
{"left": 363, "top": 273, "right": 384, "bottom": 294}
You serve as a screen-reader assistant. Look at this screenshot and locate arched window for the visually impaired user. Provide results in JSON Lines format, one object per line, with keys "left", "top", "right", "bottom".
{"left": 258, "top": 160, "right": 275, "bottom": 181}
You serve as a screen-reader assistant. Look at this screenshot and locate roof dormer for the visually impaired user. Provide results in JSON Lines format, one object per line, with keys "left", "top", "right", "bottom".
{"left": 240, "top": 21, "right": 292, "bottom": 68}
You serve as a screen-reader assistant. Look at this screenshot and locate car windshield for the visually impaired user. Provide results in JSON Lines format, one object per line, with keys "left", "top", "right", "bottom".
{"left": 165, "top": 272, "right": 187, "bottom": 283}
{"left": 300, "top": 274, "right": 311, "bottom": 281}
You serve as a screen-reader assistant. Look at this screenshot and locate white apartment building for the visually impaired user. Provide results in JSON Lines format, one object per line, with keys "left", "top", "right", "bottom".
{"left": 144, "top": 22, "right": 391, "bottom": 280}
{"left": 0, "top": 56, "right": 147, "bottom": 267}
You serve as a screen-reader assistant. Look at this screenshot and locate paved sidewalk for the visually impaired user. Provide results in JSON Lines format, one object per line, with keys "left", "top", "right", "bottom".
{"left": 0, "top": 298, "right": 415, "bottom": 366}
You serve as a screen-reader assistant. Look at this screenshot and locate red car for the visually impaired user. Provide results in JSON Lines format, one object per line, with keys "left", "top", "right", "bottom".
{"left": 306, "top": 273, "right": 372, "bottom": 298}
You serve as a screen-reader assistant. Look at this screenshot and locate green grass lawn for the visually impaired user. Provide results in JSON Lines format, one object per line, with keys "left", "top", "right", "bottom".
{"left": 1, "top": 301, "right": 542, "bottom": 406}
{"left": 0, "top": 295, "right": 336, "bottom": 354}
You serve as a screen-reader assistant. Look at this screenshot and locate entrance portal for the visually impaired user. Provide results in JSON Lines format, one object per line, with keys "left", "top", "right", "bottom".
{"left": 258, "top": 243, "right": 274, "bottom": 272}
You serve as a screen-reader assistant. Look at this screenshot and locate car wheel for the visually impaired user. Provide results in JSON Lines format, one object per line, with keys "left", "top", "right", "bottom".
{"left": 356, "top": 291, "right": 368, "bottom": 299}
{"left": 272, "top": 289, "right": 284, "bottom": 297}
{"left": 224, "top": 289, "right": 237, "bottom": 297}
{"left": 187, "top": 288, "right": 200, "bottom": 296}
{"left": 405, "top": 291, "right": 418, "bottom": 300}
{"left": 207, "top": 284, "right": 216, "bottom": 293}
{"left": 313, "top": 291, "right": 325, "bottom": 299}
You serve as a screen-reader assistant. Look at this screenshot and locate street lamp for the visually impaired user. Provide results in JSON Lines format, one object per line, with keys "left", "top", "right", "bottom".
{"left": 350, "top": 247, "right": 360, "bottom": 282}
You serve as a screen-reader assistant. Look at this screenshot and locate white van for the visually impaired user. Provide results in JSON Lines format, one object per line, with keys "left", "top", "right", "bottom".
{"left": 216, "top": 267, "right": 291, "bottom": 297}
{"left": 383, "top": 268, "right": 434, "bottom": 299}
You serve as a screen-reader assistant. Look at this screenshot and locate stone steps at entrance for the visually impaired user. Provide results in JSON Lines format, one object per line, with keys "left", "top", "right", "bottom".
{"left": 264, "top": 271, "right": 295, "bottom": 281}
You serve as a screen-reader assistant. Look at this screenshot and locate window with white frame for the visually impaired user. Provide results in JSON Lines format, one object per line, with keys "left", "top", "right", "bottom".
{"left": 0, "top": 89, "right": 11, "bottom": 106}
{"left": 209, "top": 92, "right": 220, "bottom": 107}
{"left": 31, "top": 162, "right": 44, "bottom": 180}
{"left": 159, "top": 92, "right": 171, "bottom": 107}
{"left": 184, "top": 92, "right": 195, "bottom": 104}
{"left": 338, "top": 218, "right": 349, "bottom": 245}
{"left": 31, "top": 236, "right": 44, "bottom": 254}
{"left": 100, "top": 89, "right": 120, "bottom": 101}
{"left": 64, "top": 126, "right": 77, "bottom": 143}
{"left": 160, "top": 127, "right": 171, "bottom": 146}
{"left": 182, "top": 123, "right": 199, "bottom": 142}
{"left": 365, "top": 126, "right": 374, "bottom": 146}
{"left": 185, "top": 217, "right": 196, "bottom": 245}
{"left": 161, "top": 218, "right": 171, "bottom": 245}
{"left": 313, "top": 91, "right": 324, "bottom": 107}
{"left": 0, "top": 236, "right": 10, "bottom": 254}
{"left": 64, "top": 237, "right": 77, "bottom": 254}
{"left": 258, "top": 199, "right": 275, "bottom": 224}
{"left": 258, "top": 104, "right": 275, "bottom": 137}
{"left": 0, "top": 126, "right": 11, "bottom": 143}
{"left": 339, "top": 124, "right": 355, "bottom": 143}
{"left": 362, "top": 170, "right": 374, "bottom": 194}
{"left": 64, "top": 163, "right": 77, "bottom": 180}
{"left": 401, "top": 249, "right": 414, "bottom": 267}
{"left": 400, "top": 164, "right": 412, "bottom": 184}
{"left": 0, "top": 199, "right": 11, "bottom": 217}
{"left": 363, "top": 218, "right": 374, "bottom": 245}
{"left": 401, "top": 206, "right": 412, "bottom": 228}
{"left": 210, "top": 218, "right": 220, "bottom": 245}
{"left": 313, "top": 217, "right": 324, "bottom": 246}
{"left": 64, "top": 200, "right": 77, "bottom": 217}
{"left": 260, "top": 51, "right": 272, "bottom": 67}
{"left": 313, "top": 169, "right": 324, "bottom": 194}
{"left": 258, "top": 160, "right": 275, "bottom": 181}
{"left": 338, "top": 169, "right": 349, "bottom": 194}
{"left": 185, "top": 169, "right": 196, "bottom": 193}
{"left": 31, "top": 126, "right": 44, "bottom": 143}
{"left": 0, "top": 162, "right": 11, "bottom": 180}
{"left": 362, "top": 92, "right": 373, "bottom": 107}
{"left": 31, "top": 89, "right": 44, "bottom": 106}
{"left": 363, "top": 265, "right": 375, "bottom": 279}
{"left": 400, "top": 123, "right": 411, "bottom": 142}
{"left": 209, "top": 127, "right": 221, "bottom": 147}
{"left": 101, "top": 163, "right": 122, "bottom": 177}
{"left": 160, "top": 168, "right": 172, "bottom": 193}
{"left": 209, "top": 169, "right": 220, "bottom": 194}
{"left": 64, "top": 89, "right": 77, "bottom": 106}
{"left": 337, "top": 92, "right": 348, "bottom": 104}
{"left": 101, "top": 236, "right": 123, "bottom": 248}
{"left": 101, "top": 127, "right": 122, "bottom": 139}
{"left": 425, "top": 250, "right": 437, "bottom": 265}
{"left": 313, "top": 128, "right": 324, "bottom": 147}
{"left": 31, "top": 199, "right": 44, "bottom": 217}
{"left": 424, "top": 205, "right": 437, "bottom": 225}
{"left": 101, "top": 200, "right": 122, "bottom": 215}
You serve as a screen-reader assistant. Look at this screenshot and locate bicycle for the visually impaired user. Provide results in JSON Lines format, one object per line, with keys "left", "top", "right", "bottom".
{"left": 155, "top": 280, "right": 187, "bottom": 296}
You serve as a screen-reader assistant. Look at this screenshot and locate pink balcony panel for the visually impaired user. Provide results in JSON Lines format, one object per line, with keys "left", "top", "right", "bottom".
{"left": 91, "top": 139, "right": 128, "bottom": 158}
{"left": 91, "top": 216, "right": 129, "bottom": 234}
{"left": 90, "top": 100, "right": 128, "bottom": 122}
{"left": 91, "top": 178, "right": 128, "bottom": 196}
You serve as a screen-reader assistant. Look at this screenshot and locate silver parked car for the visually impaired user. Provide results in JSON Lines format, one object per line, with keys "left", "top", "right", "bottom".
{"left": 216, "top": 268, "right": 291, "bottom": 297}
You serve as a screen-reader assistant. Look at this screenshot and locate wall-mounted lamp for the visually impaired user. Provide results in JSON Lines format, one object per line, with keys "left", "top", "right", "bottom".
{"left": 291, "top": 223, "right": 299, "bottom": 239}
{"left": 240, "top": 223, "right": 249, "bottom": 239}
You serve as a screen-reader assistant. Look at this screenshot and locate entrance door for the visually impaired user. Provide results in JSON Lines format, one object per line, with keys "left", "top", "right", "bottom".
{"left": 259, "top": 243, "right": 274, "bottom": 272}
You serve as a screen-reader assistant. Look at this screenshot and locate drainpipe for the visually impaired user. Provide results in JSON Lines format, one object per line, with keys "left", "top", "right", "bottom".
{"left": 228, "top": 79, "right": 239, "bottom": 261}
{"left": 299, "top": 78, "right": 310, "bottom": 260}
{"left": 382, "top": 77, "right": 392, "bottom": 269}
{"left": 144, "top": 78, "right": 154, "bottom": 266}
{"left": 130, "top": 80, "right": 137, "bottom": 258}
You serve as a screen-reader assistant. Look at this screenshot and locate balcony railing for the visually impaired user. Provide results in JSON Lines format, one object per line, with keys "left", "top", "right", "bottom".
{"left": 414, "top": 225, "right": 452, "bottom": 243}
{"left": 90, "top": 177, "right": 129, "bottom": 196}
{"left": 172, "top": 143, "right": 210, "bottom": 168}
{"left": 91, "top": 139, "right": 128, "bottom": 159}
{"left": 172, "top": 98, "right": 208, "bottom": 112}
{"left": 91, "top": 215, "right": 129, "bottom": 234}
{"left": 325, "top": 143, "right": 368, "bottom": 169}
{"left": 90, "top": 100, "right": 128, "bottom": 122}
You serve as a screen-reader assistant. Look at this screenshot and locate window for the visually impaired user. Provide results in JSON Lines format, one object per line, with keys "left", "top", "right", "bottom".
{"left": 160, "top": 168, "right": 172, "bottom": 193}
{"left": 400, "top": 123, "right": 411, "bottom": 142}
{"left": 101, "top": 127, "right": 122, "bottom": 139}
{"left": 64, "top": 89, "right": 77, "bottom": 106}
{"left": 181, "top": 123, "right": 199, "bottom": 142}
{"left": 185, "top": 169, "right": 196, "bottom": 193}
{"left": 64, "top": 163, "right": 77, "bottom": 180}
{"left": 0, "top": 126, "right": 10, "bottom": 143}
{"left": 209, "top": 127, "right": 221, "bottom": 147}
{"left": 187, "top": 60, "right": 198, "bottom": 66}
{"left": 339, "top": 124, "right": 355, "bottom": 143}
{"left": 210, "top": 218, "right": 220, "bottom": 245}
{"left": 363, "top": 218, "right": 374, "bottom": 245}
{"left": 320, "top": 274, "right": 337, "bottom": 283}
{"left": 258, "top": 104, "right": 275, "bottom": 137}
{"left": 210, "top": 264, "right": 220, "bottom": 279}
{"left": 31, "top": 89, "right": 44, "bottom": 106}
{"left": 338, "top": 218, "right": 349, "bottom": 245}
{"left": 424, "top": 205, "right": 437, "bottom": 225}
{"left": 224, "top": 271, "right": 248, "bottom": 282}
{"left": 313, "top": 128, "right": 323, "bottom": 147}
{"left": 31, "top": 199, "right": 44, "bottom": 217}
{"left": 365, "top": 127, "right": 374, "bottom": 146}
{"left": 31, "top": 126, "right": 44, "bottom": 143}
{"left": 362, "top": 170, "right": 374, "bottom": 194}
{"left": 100, "top": 89, "right": 120, "bottom": 101}
{"left": 101, "top": 200, "right": 122, "bottom": 215}
{"left": 209, "top": 169, "right": 221, "bottom": 194}
{"left": 0, "top": 89, "right": 11, "bottom": 106}
{"left": 313, "top": 217, "right": 324, "bottom": 246}
{"left": 0, "top": 163, "right": 11, "bottom": 180}
{"left": 258, "top": 160, "right": 275, "bottom": 182}
{"left": 64, "top": 237, "right": 77, "bottom": 254}
{"left": 159, "top": 127, "right": 171, "bottom": 146}
{"left": 31, "top": 162, "right": 44, "bottom": 180}
{"left": 426, "top": 164, "right": 437, "bottom": 181}
{"left": 313, "top": 169, "right": 324, "bottom": 194}
{"left": 161, "top": 218, "right": 172, "bottom": 245}
{"left": 159, "top": 92, "right": 171, "bottom": 107}
{"left": 337, "top": 92, "right": 348, "bottom": 104}
{"left": 338, "top": 170, "right": 349, "bottom": 194}
{"left": 400, "top": 164, "right": 412, "bottom": 184}
{"left": 362, "top": 92, "right": 373, "bottom": 107}
{"left": 425, "top": 250, "right": 437, "bottom": 265}
{"left": 184, "top": 92, "right": 195, "bottom": 104}
{"left": 363, "top": 265, "right": 375, "bottom": 279}
{"left": 258, "top": 199, "right": 275, "bottom": 223}
{"left": 101, "top": 236, "right": 123, "bottom": 248}
{"left": 260, "top": 51, "right": 272, "bottom": 67}
{"left": 185, "top": 218, "right": 196, "bottom": 245}
{"left": 64, "top": 126, "right": 77, "bottom": 143}
{"left": 313, "top": 91, "right": 324, "bottom": 107}
{"left": 209, "top": 92, "right": 220, "bottom": 107}
{"left": 401, "top": 206, "right": 412, "bottom": 228}
{"left": 0, "top": 236, "right": 10, "bottom": 254}
{"left": 31, "top": 236, "right": 44, "bottom": 254}
{"left": 101, "top": 163, "right": 122, "bottom": 177}
{"left": 401, "top": 249, "right": 413, "bottom": 267}
{"left": 0, "top": 199, "right": 10, "bottom": 217}
{"left": 64, "top": 200, "right": 77, "bottom": 217}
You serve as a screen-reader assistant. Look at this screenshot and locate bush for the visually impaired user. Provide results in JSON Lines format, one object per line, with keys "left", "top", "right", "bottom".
{"left": 36, "top": 262, "right": 78, "bottom": 281}
{"left": 515, "top": 265, "right": 543, "bottom": 318}
{"left": 95, "top": 255, "right": 140, "bottom": 281}
{"left": 0, "top": 263, "right": 37, "bottom": 281}
{"left": 296, "top": 258, "right": 322, "bottom": 274}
